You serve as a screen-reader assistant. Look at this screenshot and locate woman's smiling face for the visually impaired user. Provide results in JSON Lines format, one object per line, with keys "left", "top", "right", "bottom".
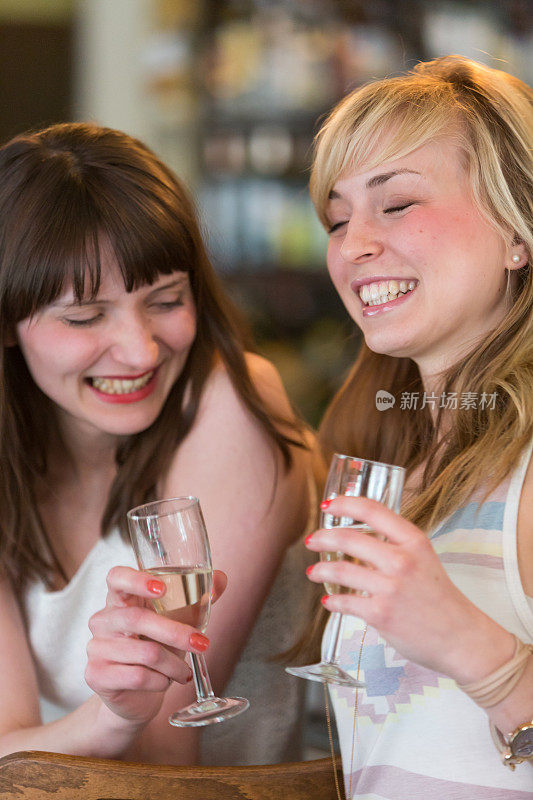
{"left": 325, "top": 136, "right": 520, "bottom": 381}
{"left": 16, "top": 257, "right": 197, "bottom": 445}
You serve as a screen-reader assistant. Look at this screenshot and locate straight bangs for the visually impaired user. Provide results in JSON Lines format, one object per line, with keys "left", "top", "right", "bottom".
{"left": 310, "top": 76, "right": 461, "bottom": 228}
{"left": 0, "top": 152, "right": 198, "bottom": 329}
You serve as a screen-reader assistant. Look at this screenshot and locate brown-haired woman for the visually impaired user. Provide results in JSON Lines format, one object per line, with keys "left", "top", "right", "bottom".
{"left": 303, "top": 56, "right": 533, "bottom": 796}
{"left": 0, "top": 123, "right": 314, "bottom": 765}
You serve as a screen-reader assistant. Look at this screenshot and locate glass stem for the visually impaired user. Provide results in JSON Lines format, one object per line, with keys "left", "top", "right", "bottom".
{"left": 322, "top": 611, "right": 344, "bottom": 664}
{"left": 190, "top": 653, "right": 216, "bottom": 701}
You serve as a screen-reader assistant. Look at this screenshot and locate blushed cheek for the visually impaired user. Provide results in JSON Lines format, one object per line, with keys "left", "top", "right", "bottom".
{"left": 177, "top": 315, "right": 196, "bottom": 352}
{"left": 22, "top": 336, "right": 98, "bottom": 382}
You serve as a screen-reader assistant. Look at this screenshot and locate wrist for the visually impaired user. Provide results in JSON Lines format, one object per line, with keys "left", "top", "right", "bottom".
{"left": 487, "top": 654, "right": 533, "bottom": 735}
{"left": 444, "top": 610, "right": 516, "bottom": 686}
{"left": 88, "top": 697, "right": 147, "bottom": 759}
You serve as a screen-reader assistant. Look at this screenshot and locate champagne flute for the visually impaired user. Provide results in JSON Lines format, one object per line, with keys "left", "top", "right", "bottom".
{"left": 127, "top": 496, "right": 249, "bottom": 726}
{"left": 286, "top": 455, "right": 404, "bottom": 686}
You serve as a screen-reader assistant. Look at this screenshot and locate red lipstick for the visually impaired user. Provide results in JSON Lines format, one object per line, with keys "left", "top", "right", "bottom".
{"left": 87, "top": 369, "right": 158, "bottom": 404}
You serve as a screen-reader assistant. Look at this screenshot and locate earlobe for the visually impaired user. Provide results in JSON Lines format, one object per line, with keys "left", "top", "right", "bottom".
{"left": 508, "top": 240, "right": 529, "bottom": 271}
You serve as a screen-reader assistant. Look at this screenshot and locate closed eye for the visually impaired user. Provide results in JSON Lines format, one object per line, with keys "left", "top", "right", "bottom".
{"left": 152, "top": 298, "right": 184, "bottom": 310}
{"left": 328, "top": 221, "right": 347, "bottom": 234}
{"left": 62, "top": 314, "right": 102, "bottom": 327}
{"left": 384, "top": 202, "right": 414, "bottom": 214}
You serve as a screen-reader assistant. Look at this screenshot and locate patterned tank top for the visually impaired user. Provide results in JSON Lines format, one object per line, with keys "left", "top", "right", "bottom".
{"left": 327, "top": 440, "right": 533, "bottom": 798}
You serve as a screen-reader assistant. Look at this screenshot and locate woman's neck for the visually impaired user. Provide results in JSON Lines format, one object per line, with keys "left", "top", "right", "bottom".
{"left": 45, "top": 421, "right": 119, "bottom": 491}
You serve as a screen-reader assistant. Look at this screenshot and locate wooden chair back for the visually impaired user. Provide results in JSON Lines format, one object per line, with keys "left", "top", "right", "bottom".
{"left": 0, "top": 750, "right": 342, "bottom": 800}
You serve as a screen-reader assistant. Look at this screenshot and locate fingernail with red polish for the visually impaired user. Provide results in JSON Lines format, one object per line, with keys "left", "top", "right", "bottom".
{"left": 305, "top": 534, "right": 313, "bottom": 546}
{"left": 306, "top": 565, "right": 315, "bottom": 576}
{"left": 190, "top": 632, "right": 209, "bottom": 652}
{"left": 321, "top": 595, "right": 330, "bottom": 606}
{"left": 147, "top": 579, "right": 165, "bottom": 595}
{"left": 320, "top": 499, "right": 332, "bottom": 510}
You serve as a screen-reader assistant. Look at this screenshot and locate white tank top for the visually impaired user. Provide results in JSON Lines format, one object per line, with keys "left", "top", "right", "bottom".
{"left": 327, "top": 439, "right": 533, "bottom": 798}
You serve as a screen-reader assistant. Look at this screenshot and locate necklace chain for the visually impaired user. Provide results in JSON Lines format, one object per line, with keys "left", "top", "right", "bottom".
{"left": 324, "top": 622, "right": 368, "bottom": 800}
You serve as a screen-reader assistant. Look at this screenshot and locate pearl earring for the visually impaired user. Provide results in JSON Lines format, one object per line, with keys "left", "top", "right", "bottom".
{"left": 512, "top": 254, "right": 520, "bottom": 264}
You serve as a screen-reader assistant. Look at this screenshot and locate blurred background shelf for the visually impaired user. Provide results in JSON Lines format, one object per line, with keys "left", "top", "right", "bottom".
{"left": 1, "top": 0, "right": 530, "bottom": 424}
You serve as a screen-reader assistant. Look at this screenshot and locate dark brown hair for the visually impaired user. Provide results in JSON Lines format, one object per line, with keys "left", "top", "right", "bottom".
{"left": 0, "top": 122, "right": 303, "bottom": 589}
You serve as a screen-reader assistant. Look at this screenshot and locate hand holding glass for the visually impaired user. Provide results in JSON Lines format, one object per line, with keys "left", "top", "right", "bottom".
{"left": 127, "top": 496, "right": 249, "bottom": 726}
{"left": 286, "top": 455, "right": 405, "bottom": 686}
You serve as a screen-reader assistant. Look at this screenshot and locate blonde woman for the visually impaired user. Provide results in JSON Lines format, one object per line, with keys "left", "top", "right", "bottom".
{"left": 304, "top": 56, "right": 533, "bottom": 796}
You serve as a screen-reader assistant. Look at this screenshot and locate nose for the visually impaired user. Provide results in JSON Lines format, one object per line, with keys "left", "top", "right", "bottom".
{"left": 339, "top": 217, "right": 384, "bottom": 264}
{"left": 108, "top": 313, "right": 159, "bottom": 371}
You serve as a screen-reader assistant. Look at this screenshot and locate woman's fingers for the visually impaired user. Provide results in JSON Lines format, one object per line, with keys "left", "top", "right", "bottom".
{"left": 104, "top": 566, "right": 167, "bottom": 608}
{"left": 85, "top": 659, "right": 176, "bottom": 695}
{"left": 87, "top": 635, "right": 192, "bottom": 685}
{"left": 306, "top": 527, "right": 393, "bottom": 572}
{"left": 212, "top": 569, "right": 227, "bottom": 603}
{"left": 321, "top": 592, "right": 375, "bottom": 620}
{"left": 307, "top": 558, "right": 390, "bottom": 596}
{"left": 94, "top": 565, "right": 228, "bottom": 672}
{"left": 105, "top": 566, "right": 228, "bottom": 607}
{"left": 305, "top": 498, "right": 437, "bottom": 604}
{"left": 318, "top": 497, "right": 419, "bottom": 545}
{"left": 89, "top": 605, "right": 208, "bottom": 654}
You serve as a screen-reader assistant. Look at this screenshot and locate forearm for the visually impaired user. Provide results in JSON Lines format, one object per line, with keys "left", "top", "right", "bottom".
{"left": 123, "top": 716, "right": 199, "bottom": 765}
{"left": 0, "top": 695, "right": 146, "bottom": 760}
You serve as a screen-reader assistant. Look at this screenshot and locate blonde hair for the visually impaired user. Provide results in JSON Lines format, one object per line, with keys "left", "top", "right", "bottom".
{"left": 313, "top": 56, "right": 533, "bottom": 532}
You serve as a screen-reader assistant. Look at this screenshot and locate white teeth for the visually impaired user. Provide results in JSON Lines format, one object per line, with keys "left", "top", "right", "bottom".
{"left": 358, "top": 279, "right": 417, "bottom": 307}
{"left": 91, "top": 371, "right": 154, "bottom": 394}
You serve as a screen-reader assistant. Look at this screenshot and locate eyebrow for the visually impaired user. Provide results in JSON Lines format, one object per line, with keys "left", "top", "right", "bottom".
{"left": 328, "top": 168, "right": 422, "bottom": 199}
{"left": 147, "top": 276, "right": 188, "bottom": 296}
{"left": 53, "top": 275, "right": 189, "bottom": 309}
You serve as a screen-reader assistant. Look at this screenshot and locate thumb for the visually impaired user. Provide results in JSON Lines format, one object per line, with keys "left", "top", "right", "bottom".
{"left": 212, "top": 569, "right": 228, "bottom": 603}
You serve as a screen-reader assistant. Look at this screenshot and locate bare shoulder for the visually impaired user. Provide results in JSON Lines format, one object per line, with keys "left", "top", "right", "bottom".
{"left": 517, "top": 444, "right": 533, "bottom": 595}
{"left": 163, "top": 353, "right": 315, "bottom": 543}
{"left": 169, "top": 352, "right": 305, "bottom": 474}
{"left": 245, "top": 352, "right": 292, "bottom": 405}
{"left": 183, "top": 352, "right": 307, "bottom": 454}
{"left": 200, "top": 352, "right": 295, "bottom": 421}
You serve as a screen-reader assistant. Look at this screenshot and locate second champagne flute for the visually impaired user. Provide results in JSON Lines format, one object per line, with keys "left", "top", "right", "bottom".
{"left": 286, "top": 454, "right": 405, "bottom": 686}
{"left": 127, "top": 496, "right": 249, "bottom": 726}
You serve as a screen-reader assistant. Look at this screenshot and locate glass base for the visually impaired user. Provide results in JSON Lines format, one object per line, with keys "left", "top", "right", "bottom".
{"left": 285, "top": 662, "right": 365, "bottom": 688}
{"left": 168, "top": 696, "right": 249, "bottom": 727}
